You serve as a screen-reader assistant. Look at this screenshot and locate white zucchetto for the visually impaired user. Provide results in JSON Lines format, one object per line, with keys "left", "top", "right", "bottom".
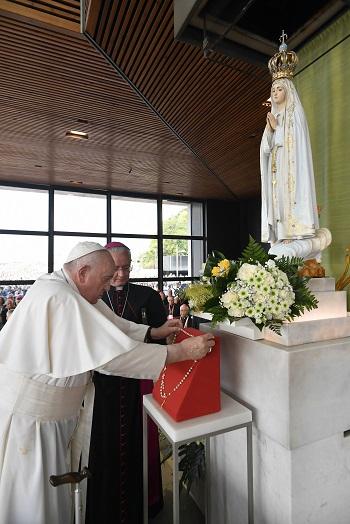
{"left": 65, "top": 241, "right": 108, "bottom": 263}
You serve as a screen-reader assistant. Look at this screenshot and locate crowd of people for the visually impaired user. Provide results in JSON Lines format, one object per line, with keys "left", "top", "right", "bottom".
{"left": 0, "top": 286, "right": 29, "bottom": 328}
{"left": 0, "top": 283, "right": 198, "bottom": 331}
{"left": 157, "top": 286, "right": 199, "bottom": 328}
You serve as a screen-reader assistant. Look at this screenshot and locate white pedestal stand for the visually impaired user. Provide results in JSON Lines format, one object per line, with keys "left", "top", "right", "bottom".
{"left": 143, "top": 392, "right": 253, "bottom": 524}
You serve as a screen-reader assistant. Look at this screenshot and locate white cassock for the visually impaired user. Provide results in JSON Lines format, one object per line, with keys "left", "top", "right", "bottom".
{"left": 260, "top": 77, "right": 319, "bottom": 245}
{"left": 0, "top": 270, "right": 167, "bottom": 524}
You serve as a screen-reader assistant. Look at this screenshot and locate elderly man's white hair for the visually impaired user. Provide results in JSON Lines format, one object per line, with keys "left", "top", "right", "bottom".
{"left": 105, "top": 242, "right": 131, "bottom": 263}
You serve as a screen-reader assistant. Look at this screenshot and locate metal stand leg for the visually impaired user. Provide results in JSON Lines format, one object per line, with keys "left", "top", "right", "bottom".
{"left": 74, "top": 482, "right": 82, "bottom": 524}
{"left": 247, "top": 422, "right": 254, "bottom": 524}
{"left": 205, "top": 437, "right": 211, "bottom": 523}
{"left": 143, "top": 408, "right": 149, "bottom": 524}
{"left": 173, "top": 442, "right": 180, "bottom": 524}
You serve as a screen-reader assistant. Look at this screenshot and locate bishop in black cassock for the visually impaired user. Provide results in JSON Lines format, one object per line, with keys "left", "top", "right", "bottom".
{"left": 87, "top": 243, "right": 167, "bottom": 523}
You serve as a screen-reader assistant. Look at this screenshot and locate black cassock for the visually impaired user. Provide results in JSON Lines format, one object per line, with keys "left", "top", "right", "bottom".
{"left": 86, "top": 283, "right": 167, "bottom": 523}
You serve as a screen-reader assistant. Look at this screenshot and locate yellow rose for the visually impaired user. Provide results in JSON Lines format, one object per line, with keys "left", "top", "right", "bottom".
{"left": 212, "top": 259, "right": 230, "bottom": 277}
{"left": 219, "top": 259, "right": 230, "bottom": 271}
{"left": 212, "top": 266, "right": 221, "bottom": 277}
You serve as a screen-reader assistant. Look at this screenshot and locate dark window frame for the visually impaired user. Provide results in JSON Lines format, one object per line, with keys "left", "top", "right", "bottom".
{"left": 0, "top": 182, "right": 207, "bottom": 290}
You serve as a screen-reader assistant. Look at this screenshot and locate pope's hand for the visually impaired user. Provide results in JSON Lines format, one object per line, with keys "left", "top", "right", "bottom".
{"left": 166, "top": 333, "right": 215, "bottom": 364}
{"left": 150, "top": 319, "right": 182, "bottom": 340}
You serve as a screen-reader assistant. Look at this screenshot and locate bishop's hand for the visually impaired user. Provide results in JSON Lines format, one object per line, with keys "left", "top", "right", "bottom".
{"left": 150, "top": 319, "right": 182, "bottom": 340}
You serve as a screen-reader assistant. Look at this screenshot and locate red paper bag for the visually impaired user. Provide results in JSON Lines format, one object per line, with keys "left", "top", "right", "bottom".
{"left": 153, "top": 327, "right": 220, "bottom": 421}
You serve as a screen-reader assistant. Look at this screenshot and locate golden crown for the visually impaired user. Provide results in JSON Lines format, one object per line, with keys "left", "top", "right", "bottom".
{"left": 268, "top": 31, "right": 298, "bottom": 80}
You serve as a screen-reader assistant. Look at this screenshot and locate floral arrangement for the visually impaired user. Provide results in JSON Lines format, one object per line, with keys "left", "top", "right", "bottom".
{"left": 185, "top": 237, "right": 318, "bottom": 334}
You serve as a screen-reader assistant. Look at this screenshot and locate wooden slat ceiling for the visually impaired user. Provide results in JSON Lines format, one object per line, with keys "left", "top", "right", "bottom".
{"left": 0, "top": 0, "right": 273, "bottom": 200}
{"left": 0, "top": 7, "right": 234, "bottom": 199}
{"left": 85, "top": 0, "right": 272, "bottom": 199}
{"left": 0, "top": 0, "right": 80, "bottom": 31}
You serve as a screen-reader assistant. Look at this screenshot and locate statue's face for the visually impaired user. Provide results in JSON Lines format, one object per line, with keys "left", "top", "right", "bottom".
{"left": 271, "top": 83, "right": 286, "bottom": 106}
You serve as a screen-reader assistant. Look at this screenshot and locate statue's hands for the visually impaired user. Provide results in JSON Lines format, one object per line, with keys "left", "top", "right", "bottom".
{"left": 166, "top": 334, "right": 215, "bottom": 364}
{"left": 150, "top": 319, "right": 182, "bottom": 340}
{"left": 266, "top": 112, "right": 277, "bottom": 131}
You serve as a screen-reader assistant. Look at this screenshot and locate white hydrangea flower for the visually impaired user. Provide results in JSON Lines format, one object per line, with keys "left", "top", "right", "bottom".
{"left": 228, "top": 306, "right": 244, "bottom": 317}
{"left": 237, "top": 263, "right": 257, "bottom": 282}
{"left": 266, "top": 259, "right": 276, "bottom": 267}
{"left": 218, "top": 259, "right": 295, "bottom": 326}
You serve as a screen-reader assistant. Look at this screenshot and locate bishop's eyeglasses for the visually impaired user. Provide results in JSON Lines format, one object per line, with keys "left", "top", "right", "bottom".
{"left": 114, "top": 265, "right": 132, "bottom": 273}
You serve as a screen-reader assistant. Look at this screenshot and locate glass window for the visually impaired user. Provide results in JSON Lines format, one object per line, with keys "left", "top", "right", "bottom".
{"left": 132, "top": 281, "right": 159, "bottom": 290}
{"left": 54, "top": 191, "right": 107, "bottom": 233}
{"left": 163, "top": 239, "right": 203, "bottom": 277}
{"left": 191, "top": 202, "right": 204, "bottom": 236}
{"left": 0, "top": 187, "right": 48, "bottom": 231}
{"left": 0, "top": 234, "right": 48, "bottom": 280}
{"left": 0, "top": 284, "right": 31, "bottom": 299}
{"left": 163, "top": 280, "right": 190, "bottom": 294}
{"left": 54, "top": 236, "right": 107, "bottom": 270}
{"left": 112, "top": 196, "right": 157, "bottom": 235}
{"left": 163, "top": 238, "right": 189, "bottom": 277}
{"left": 112, "top": 237, "right": 158, "bottom": 279}
{"left": 190, "top": 239, "right": 205, "bottom": 277}
{"left": 162, "top": 201, "right": 190, "bottom": 236}
{"left": 0, "top": 186, "right": 206, "bottom": 292}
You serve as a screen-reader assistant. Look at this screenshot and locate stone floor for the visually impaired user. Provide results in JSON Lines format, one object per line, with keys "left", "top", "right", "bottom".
{"left": 150, "top": 453, "right": 204, "bottom": 523}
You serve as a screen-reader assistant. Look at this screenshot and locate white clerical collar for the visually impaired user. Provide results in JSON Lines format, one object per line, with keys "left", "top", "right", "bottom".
{"left": 61, "top": 268, "right": 80, "bottom": 295}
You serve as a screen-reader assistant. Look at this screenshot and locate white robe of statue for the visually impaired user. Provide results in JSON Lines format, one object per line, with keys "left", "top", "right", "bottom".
{"left": 0, "top": 270, "right": 167, "bottom": 524}
{"left": 260, "top": 78, "right": 330, "bottom": 259}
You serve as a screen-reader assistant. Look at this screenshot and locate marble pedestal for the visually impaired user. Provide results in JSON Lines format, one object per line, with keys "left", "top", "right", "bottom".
{"left": 201, "top": 326, "right": 350, "bottom": 524}
{"left": 264, "top": 278, "right": 350, "bottom": 346}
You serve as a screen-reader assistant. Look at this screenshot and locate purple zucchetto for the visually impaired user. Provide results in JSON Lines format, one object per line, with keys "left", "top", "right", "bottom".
{"left": 104, "top": 242, "right": 130, "bottom": 250}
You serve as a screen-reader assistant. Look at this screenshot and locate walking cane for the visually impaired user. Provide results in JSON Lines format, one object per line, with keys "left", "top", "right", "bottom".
{"left": 49, "top": 467, "right": 92, "bottom": 524}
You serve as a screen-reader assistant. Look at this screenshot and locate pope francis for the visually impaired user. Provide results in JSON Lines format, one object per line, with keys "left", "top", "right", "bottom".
{"left": 0, "top": 242, "right": 214, "bottom": 524}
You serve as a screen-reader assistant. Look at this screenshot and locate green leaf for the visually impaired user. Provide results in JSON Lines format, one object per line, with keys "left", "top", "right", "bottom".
{"left": 203, "top": 250, "right": 226, "bottom": 277}
{"left": 265, "top": 320, "right": 283, "bottom": 335}
{"left": 178, "top": 442, "right": 205, "bottom": 493}
{"left": 240, "top": 236, "right": 269, "bottom": 264}
{"left": 203, "top": 296, "right": 221, "bottom": 309}
{"left": 274, "top": 256, "right": 303, "bottom": 278}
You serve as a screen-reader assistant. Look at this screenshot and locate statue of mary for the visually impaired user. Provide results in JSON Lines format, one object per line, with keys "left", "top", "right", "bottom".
{"left": 260, "top": 33, "right": 331, "bottom": 260}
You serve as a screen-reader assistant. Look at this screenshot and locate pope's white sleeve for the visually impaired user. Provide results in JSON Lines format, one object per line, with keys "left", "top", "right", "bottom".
{"left": 94, "top": 299, "right": 149, "bottom": 340}
{"left": 95, "top": 342, "right": 167, "bottom": 380}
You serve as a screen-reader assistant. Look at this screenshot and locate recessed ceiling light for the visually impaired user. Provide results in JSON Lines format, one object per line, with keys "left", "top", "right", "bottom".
{"left": 67, "top": 180, "right": 83, "bottom": 185}
{"left": 65, "top": 130, "right": 89, "bottom": 139}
